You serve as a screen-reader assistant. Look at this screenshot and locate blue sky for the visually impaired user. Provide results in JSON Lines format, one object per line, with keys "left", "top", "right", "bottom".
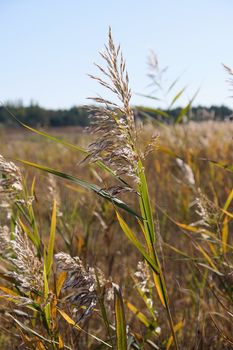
{"left": 0, "top": 0, "right": 233, "bottom": 109}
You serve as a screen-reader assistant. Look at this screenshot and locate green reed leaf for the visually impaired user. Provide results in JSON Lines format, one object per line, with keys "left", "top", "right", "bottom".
{"left": 46, "top": 199, "right": 56, "bottom": 276}
{"left": 114, "top": 286, "right": 127, "bottom": 350}
{"left": 116, "top": 211, "right": 159, "bottom": 274}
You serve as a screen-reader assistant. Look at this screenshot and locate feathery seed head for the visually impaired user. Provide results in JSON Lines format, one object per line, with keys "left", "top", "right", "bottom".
{"left": 223, "top": 64, "right": 233, "bottom": 96}
{"left": 9, "top": 225, "right": 43, "bottom": 293}
{"left": 196, "top": 189, "right": 220, "bottom": 227}
{"left": 134, "top": 261, "right": 153, "bottom": 295}
{"left": 176, "top": 158, "right": 195, "bottom": 187}
{"left": 0, "top": 155, "right": 22, "bottom": 202}
{"left": 0, "top": 225, "right": 10, "bottom": 256}
{"left": 134, "top": 261, "right": 155, "bottom": 314}
{"left": 55, "top": 253, "right": 99, "bottom": 321}
{"left": 55, "top": 252, "right": 113, "bottom": 321}
{"left": 86, "top": 28, "right": 139, "bottom": 184}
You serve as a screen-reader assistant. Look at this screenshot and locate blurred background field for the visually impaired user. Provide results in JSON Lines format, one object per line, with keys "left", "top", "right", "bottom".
{"left": 0, "top": 120, "right": 232, "bottom": 348}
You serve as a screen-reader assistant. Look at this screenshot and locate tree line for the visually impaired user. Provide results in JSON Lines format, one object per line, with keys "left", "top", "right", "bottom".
{"left": 0, "top": 103, "right": 232, "bottom": 127}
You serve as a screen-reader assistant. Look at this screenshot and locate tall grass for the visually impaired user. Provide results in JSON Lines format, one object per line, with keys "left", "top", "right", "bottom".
{"left": 0, "top": 29, "right": 233, "bottom": 349}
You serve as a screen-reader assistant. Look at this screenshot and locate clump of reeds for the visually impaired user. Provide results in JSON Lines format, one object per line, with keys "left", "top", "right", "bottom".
{"left": 86, "top": 27, "right": 180, "bottom": 349}
{"left": 0, "top": 30, "right": 233, "bottom": 350}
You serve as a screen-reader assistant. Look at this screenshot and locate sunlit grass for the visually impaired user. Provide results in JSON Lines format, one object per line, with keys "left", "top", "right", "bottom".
{"left": 0, "top": 28, "right": 232, "bottom": 349}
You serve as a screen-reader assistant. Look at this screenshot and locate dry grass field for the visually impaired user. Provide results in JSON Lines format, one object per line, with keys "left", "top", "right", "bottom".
{"left": 0, "top": 120, "right": 233, "bottom": 349}
{"left": 0, "top": 29, "right": 233, "bottom": 350}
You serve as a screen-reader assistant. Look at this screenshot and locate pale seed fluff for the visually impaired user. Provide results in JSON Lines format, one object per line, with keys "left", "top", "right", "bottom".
{"left": 9, "top": 225, "right": 43, "bottom": 293}
{"left": 223, "top": 64, "right": 233, "bottom": 93}
{"left": 0, "top": 155, "right": 23, "bottom": 199}
{"left": 0, "top": 225, "right": 10, "bottom": 256}
{"left": 55, "top": 252, "right": 114, "bottom": 321}
{"left": 134, "top": 261, "right": 153, "bottom": 304}
{"left": 195, "top": 188, "right": 220, "bottom": 227}
{"left": 176, "top": 158, "right": 195, "bottom": 187}
{"left": 86, "top": 28, "right": 139, "bottom": 187}
{"left": 0, "top": 223, "right": 43, "bottom": 294}
{"left": 47, "top": 174, "right": 63, "bottom": 217}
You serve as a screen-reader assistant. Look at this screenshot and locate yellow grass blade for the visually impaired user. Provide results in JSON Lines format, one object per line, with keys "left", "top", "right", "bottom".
{"left": 58, "top": 335, "right": 64, "bottom": 349}
{"left": 223, "top": 189, "right": 233, "bottom": 212}
{"left": 166, "top": 321, "right": 183, "bottom": 350}
{"left": 58, "top": 309, "right": 112, "bottom": 347}
{"left": 195, "top": 243, "right": 219, "bottom": 272}
{"left": 221, "top": 209, "right": 233, "bottom": 219}
{"left": 0, "top": 286, "right": 18, "bottom": 297}
{"left": 126, "top": 301, "right": 151, "bottom": 327}
{"left": 56, "top": 271, "right": 67, "bottom": 297}
{"left": 37, "top": 342, "right": 47, "bottom": 350}
{"left": 176, "top": 222, "right": 200, "bottom": 232}
{"left": 58, "top": 309, "right": 81, "bottom": 330}
{"left": 208, "top": 242, "right": 217, "bottom": 257}
{"left": 126, "top": 301, "right": 159, "bottom": 336}
{"left": 152, "top": 273, "right": 166, "bottom": 308}
{"left": 222, "top": 216, "right": 229, "bottom": 254}
{"left": 175, "top": 222, "right": 215, "bottom": 239}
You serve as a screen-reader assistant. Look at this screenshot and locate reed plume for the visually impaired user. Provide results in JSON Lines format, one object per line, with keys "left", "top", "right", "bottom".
{"left": 8, "top": 225, "right": 43, "bottom": 293}
{"left": 86, "top": 28, "right": 139, "bottom": 185}
{"left": 0, "top": 155, "right": 22, "bottom": 201}
{"left": 55, "top": 252, "right": 112, "bottom": 321}
{"left": 223, "top": 64, "right": 233, "bottom": 95}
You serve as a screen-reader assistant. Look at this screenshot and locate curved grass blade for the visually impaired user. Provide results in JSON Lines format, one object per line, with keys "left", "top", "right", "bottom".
{"left": 116, "top": 211, "right": 159, "bottom": 274}
{"left": 18, "top": 218, "right": 40, "bottom": 249}
{"left": 175, "top": 101, "right": 191, "bottom": 124}
{"left": 195, "top": 243, "right": 219, "bottom": 272}
{"left": 166, "top": 321, "right": 183, "bottom": 350}
{"left": 56, "top": 271, "right": 67, "bottom": 297}
{"left": 136, "top": 93, "right": 162, "bottom": 101}
{"left": 221, "top": 209, "right": 233, "bottom": 219}
{"left": 175, "top": 89, "right": 199, "bottom": 124}
{"left": 138, "top": 106, "right": 170, "bottom": 118}
{"left": 3, "top": 104, "right": 129, "bottom": 187}
{"left": 168, "top": 86, "right": 186, "bottom": 109}
{"left": 2, "top": 104, "right": 86, "bottom": 153}
{"left": 166, "top": 75, "right": 181, "bottom": 94}
{"left": 7, "top": 313, "right": 73, "bottom": 350}
{"left": 201, "top": 158, "right": 233, "bottom": 173}
{"left": 17, "top": 159, "right": 142, "bottom": 219}
{"left": 137, "top": 110, "right": 167, "bottom": 127}
{"left": 126, "top": 301, "right": 159, "bottom": 336}
{"left": 58, "top": 309, "right": 112, "bottom": 348}
{"left": 222, "top": 189, "right": 233, "bottom": 219}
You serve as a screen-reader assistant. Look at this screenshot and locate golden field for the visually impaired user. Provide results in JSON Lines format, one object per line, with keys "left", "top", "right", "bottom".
{"left": 0, "top": 121, "right": 232, "bottom": 349}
